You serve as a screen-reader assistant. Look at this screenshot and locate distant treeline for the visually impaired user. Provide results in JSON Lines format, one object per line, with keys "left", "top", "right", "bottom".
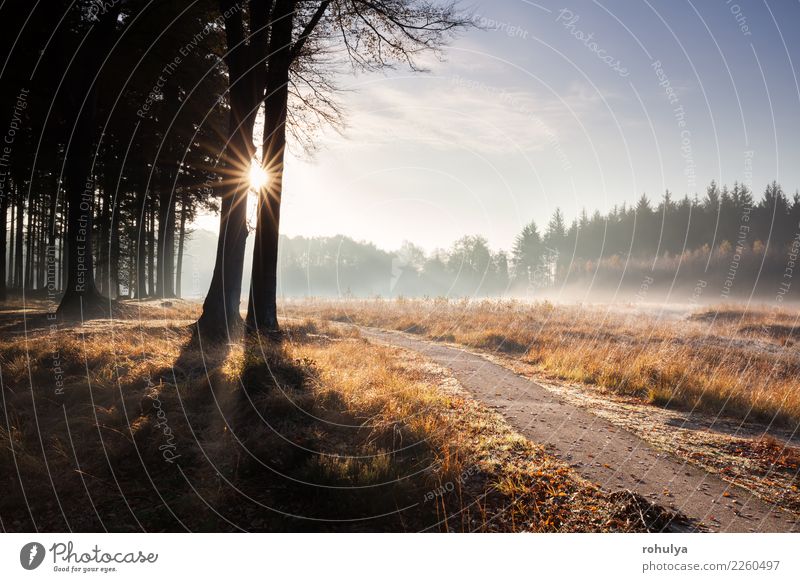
{"left": 274, "top": 181, "right": 800, "bottom": 301}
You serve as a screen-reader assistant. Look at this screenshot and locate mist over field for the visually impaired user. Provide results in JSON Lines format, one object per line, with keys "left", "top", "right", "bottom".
{"left": 183, "top": 179, "right": 800, "bottom": 306}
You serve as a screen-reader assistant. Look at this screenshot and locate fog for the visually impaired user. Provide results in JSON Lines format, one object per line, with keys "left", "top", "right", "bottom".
{"left": 181, "top": 181, "right": 800, "bottom": 308}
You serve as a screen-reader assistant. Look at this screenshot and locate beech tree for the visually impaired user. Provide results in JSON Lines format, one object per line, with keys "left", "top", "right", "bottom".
{"left": 196, "top": 0, "right": 272, "bottom": 337}
{"left": 244, "top": 0, "right": 469, "bottom": 332}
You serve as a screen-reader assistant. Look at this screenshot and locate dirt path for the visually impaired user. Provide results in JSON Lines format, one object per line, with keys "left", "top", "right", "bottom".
{"left": 360, "top": 327, "right": 799, "bottom": 533}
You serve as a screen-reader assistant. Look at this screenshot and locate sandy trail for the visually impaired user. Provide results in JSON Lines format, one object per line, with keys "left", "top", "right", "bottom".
{"left": 360, "top": 326, "right": 799, "bottom": 533}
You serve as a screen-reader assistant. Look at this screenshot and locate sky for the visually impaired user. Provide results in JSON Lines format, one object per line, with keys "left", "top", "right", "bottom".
{"left": 194, "top": 0, "right": 800, "bottom": 253}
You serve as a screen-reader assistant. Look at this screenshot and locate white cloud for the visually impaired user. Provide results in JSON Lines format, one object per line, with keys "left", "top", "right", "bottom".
{"left": 319, "top": 75, "right": 604, "bottom": 157}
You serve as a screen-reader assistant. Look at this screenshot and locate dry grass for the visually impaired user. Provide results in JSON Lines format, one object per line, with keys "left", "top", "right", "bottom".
{"left": 279, "top": 298, "right": 800, "bottom": 427}
{"left": 0, "top": 300, "right": 676, "bottom": 532}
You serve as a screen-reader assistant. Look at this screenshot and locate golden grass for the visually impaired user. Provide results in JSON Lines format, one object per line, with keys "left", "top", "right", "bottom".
{"left": 0, "top": 302, "right": 670, "bottom": 532}
{"left": 279, "top": 298, "right": 800, "bottom": 426}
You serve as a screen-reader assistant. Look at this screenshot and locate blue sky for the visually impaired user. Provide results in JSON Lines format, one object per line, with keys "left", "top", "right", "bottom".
{"left": 201, "top": 0, "right": 800, "bottom": 253}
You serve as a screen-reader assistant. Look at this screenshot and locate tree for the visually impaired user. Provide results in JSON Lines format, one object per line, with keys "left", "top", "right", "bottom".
{"left": 446, "top": 235, "right": 491, "bottom": 294}
{"left": 196, "top": 0, "right": 271, "bottom": 337}
{"left": 758, "top": 180, "right": 791, "bottom": 249}
{"left": 245, "top": 0, "right": 470, "bottom": 331}
{"left": 246, "top": 0, "right": 305, "bottom": 331}
{"left": 544, "top": 208, "right": 567, "bottom": 252}
{"left": 634, "top": 193, "right": 658, "bottom": 255}
{"left": 511, "top": 221, "right": 543, "bottom": 283}
{"left": 0, "top": 2, "right": 66, "bottom": 301}
{"left": 57, "top": 2, "right": 124, "bottom": 317}
{"left": 492, "top": 250, "right": 509, "bottom": 293}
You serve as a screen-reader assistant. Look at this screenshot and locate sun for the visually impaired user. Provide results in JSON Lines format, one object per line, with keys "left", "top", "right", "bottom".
{"left": 248, "top": 160, "right": 269, "bottom": 191}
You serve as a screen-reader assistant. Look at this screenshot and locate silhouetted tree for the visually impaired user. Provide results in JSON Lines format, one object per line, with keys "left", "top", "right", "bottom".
{"left": 246, "top": 0, "right": 470, "bottom": 331}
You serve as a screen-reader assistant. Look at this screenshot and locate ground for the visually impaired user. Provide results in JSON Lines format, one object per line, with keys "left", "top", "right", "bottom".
{"left": 279, "top": 297, "right": 800, "bottom": 530}
{"left": 0, "top": 298, "right": 680, "bottom": 532}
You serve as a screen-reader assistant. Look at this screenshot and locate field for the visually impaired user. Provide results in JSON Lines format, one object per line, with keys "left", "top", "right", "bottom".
{"left": 281, "top": 298, "right": 800, "bottom": 427}
{"left": 0, "top": 300, "right": 678, "bottom": 532}
{"left": 276, "top": 298, "right": 800, "bottom": 519}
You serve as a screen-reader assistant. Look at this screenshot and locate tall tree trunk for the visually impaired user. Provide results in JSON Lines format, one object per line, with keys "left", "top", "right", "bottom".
{"left": 14, "top": 193, "right": 23, "bottom": 288}
{"left": 7, "top": 196, "right": 14, "bottom": 288}
{"left": 34, "top": 194, "right": 39, "bottom": 288}
{"left": 156, "top": 168, "right": 176, "bottom": 298}
{"left": 98, "top": 180, "right": 112, "bottom": 296}
{"left": 95, "top": 188, "right": 104, "bottom": 295}
{"left": 24, "top": 193, "right": 34, "bottom": 289}
{"left": 134, "top": 187, "right": 148, "bottom": 298}
{"left": 165, "top": 195, "right": 176, "bottom": 297}
{"left": 56, "top": 6, "right": 119, "bottom": 317}
{"left": 246, "top": 0, "right": 295, "bottom": 331}
{"left": 176, "top": 191, "right": 188, "bottom": 298}
{"left": 0, "top": 187, "right": 7, "bottom": 300}
{"left": 58, "top": 164, "right": 104, "bottom": 315}
{"left": 37, "top": 193, "right": 46, "bottom": 289}
{"left": 196, "top": 0, "right": 270, "bottom": 338}
{"left": 27, "top": 194, "right": 35, "bottom": 289}
{"left": 109, "top": 196, "right": 120, "bottom": 300}
{"left": 157, "top": 79, "right": 180, "bottom": 299}
{"left": 33, "top": 194, "right": 39, "bottom": 289}
{"left": 197, "top": 128, "right": 252, "bottom": 335}
{"left": 155, "top": 181, "right": 166, "bottom": 297}
{"left": 147, "top": 198, "right": 155, "bottom": 297}
{"left": 47, "top": 172, "right": 60, "bottom": 294}
{"left": 58, "top": 193, "right": 65, "bottom": 291}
